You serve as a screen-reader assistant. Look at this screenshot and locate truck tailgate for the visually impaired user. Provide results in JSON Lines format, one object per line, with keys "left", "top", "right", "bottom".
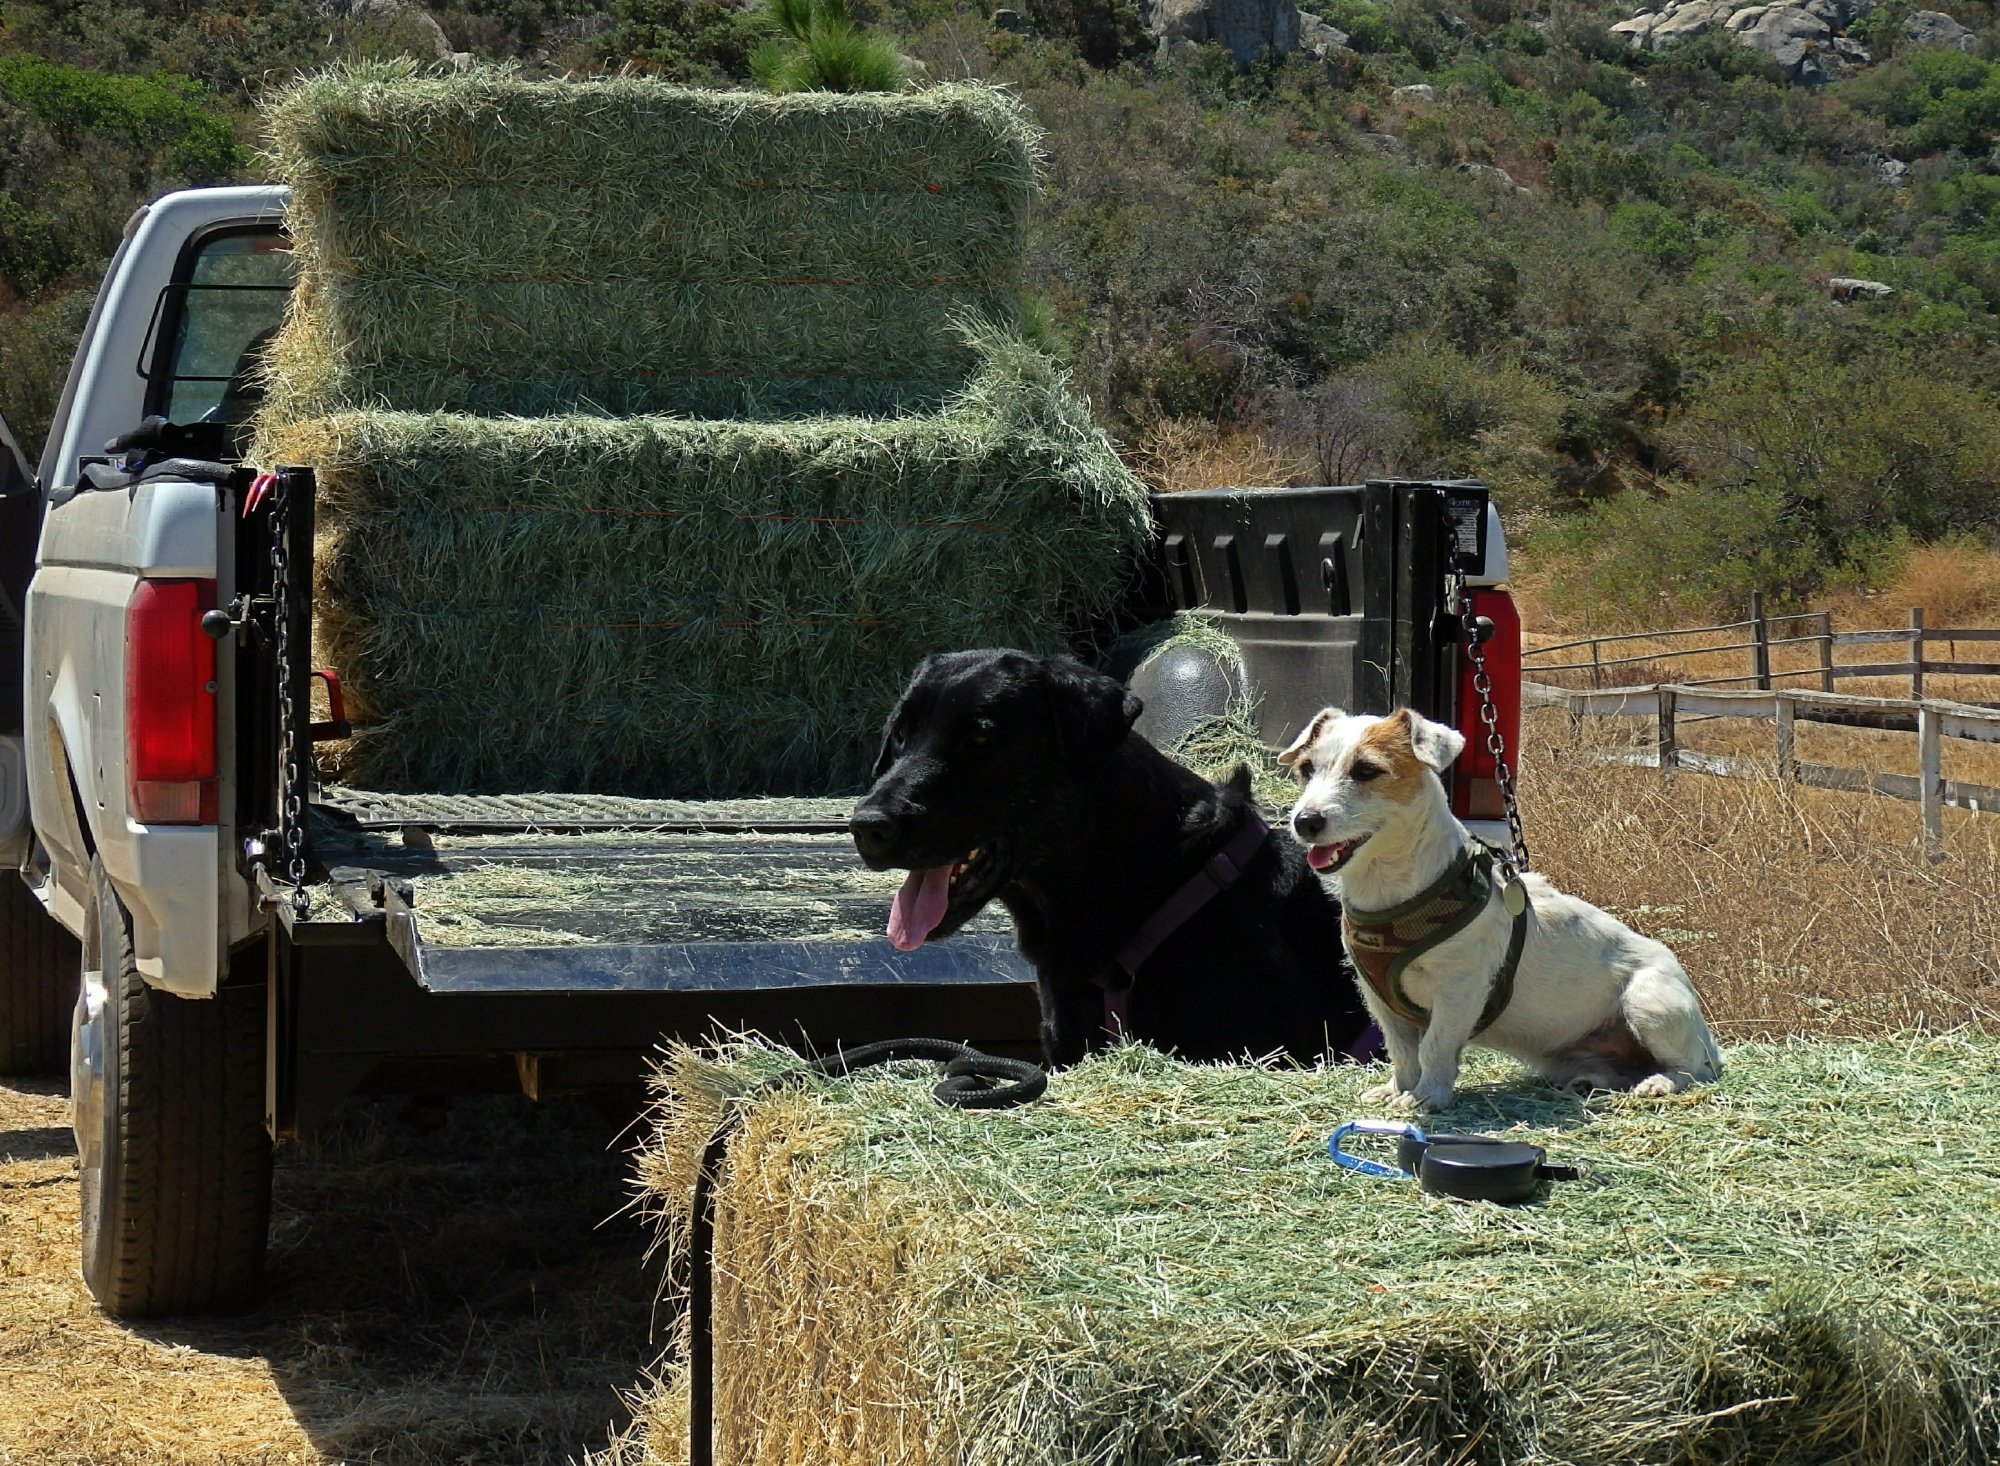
{"left": 270, "top": 789, "right": 1035, "bottom": 1132}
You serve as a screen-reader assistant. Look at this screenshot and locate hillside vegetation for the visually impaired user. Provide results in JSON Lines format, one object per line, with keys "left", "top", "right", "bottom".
{"left": 6, "top": 0, "right": 2000, "bottom": 622}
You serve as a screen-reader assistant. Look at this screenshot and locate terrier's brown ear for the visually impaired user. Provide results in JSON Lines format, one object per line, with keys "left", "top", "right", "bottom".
{"left": 1277, "top": 708, "right": 1340, "bottom": 769}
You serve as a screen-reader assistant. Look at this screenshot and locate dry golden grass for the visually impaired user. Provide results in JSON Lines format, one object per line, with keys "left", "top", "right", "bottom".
{"left": 1865, "top": 542, "right": 2000, "bottom": 627}
{"left": 0, "top": 1086, "right": 659, "bottom": 1465}
{"left": 1518, "top": 707, "right": 2000, "bottom": 1039}
{"left": 1128, "top": 417, "right": 1307, "bottom": 493}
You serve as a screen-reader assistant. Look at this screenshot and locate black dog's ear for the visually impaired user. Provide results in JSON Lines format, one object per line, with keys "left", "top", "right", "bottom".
{"left": 1044, "top": 656, "right": 1143, "bottom": 767}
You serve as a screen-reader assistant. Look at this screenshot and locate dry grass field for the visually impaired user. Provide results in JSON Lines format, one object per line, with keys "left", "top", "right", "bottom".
{"left": 0, "top": 1088, "right": 660, "bottom": 1465}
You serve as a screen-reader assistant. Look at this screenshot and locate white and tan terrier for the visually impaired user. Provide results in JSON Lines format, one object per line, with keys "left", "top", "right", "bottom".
{"left": 1280, "top": 706, "right": 1722, "bottom": 1114}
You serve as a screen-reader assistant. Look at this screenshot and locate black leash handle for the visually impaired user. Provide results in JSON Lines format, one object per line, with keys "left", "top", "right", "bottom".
{"left": 687, "top": 1039, "right": 1046, "bottom": 1466}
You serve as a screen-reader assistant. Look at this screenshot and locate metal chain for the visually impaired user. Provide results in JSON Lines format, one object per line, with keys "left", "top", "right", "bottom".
{"left": 1451, "top": 561, "right": 1531, "bottom": 871}
{"left": 268, "top": 472, "right": 310, "bottom": 917}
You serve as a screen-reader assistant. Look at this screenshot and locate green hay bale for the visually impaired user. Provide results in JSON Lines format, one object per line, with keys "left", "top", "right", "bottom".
{"left": 267, "top": 336, "right": 1151, "bottom": 796}
{"left": 614, "top": 1035, "right": 2000, "bottom": 1465}
{"left": 260, "top": 63, "right": 1043, "bottom": 421}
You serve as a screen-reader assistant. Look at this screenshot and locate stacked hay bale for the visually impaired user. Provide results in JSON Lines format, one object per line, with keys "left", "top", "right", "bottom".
{"left": 257, "top": 65, "right": 1150, "bottom": 796}
{"left": 613, "top": 1036, "right": 2000, "bottom": 1465}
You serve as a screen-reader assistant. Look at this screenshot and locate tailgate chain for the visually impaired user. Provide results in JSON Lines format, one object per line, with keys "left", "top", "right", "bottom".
{"left": 1450, "top": 561, "right": 1530, "bottom": 871}
{"left": 269, "top": 471, "right": 310, "bottom": 917}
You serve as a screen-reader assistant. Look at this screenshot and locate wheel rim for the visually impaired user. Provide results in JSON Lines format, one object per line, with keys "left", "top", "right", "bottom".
{"left": 71, "top": 962, "right": 109, "bottom": 1254}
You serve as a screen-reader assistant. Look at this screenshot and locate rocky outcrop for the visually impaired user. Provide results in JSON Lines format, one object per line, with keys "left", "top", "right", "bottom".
{"left": 1903, "top": 8, "right": 1978, "bottom": 50}
{"left": 1829, "top": 277, "right": 1895, "bottom": 299}
{"left": 1142, "top": 0, "right": 1301, "bottom": 64}
{"left": 1298, "top": 12, "right": 1349, "bottom": 54}
{"left": 1393, "top": 82, "right": 1436, "bottom": 99}
{"left": 1613, "top": 0, "right": 1874, "bottom": 83}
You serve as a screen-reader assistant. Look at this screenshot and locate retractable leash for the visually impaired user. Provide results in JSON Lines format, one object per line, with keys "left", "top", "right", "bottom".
{"left": 1329, "top": 1119, "right": 1580, "bottom": 1204}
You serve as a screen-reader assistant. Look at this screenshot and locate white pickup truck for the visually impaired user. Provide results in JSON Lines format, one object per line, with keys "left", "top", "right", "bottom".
{"left": 0, "top": 184, "right": 1521, "bottom": 1318}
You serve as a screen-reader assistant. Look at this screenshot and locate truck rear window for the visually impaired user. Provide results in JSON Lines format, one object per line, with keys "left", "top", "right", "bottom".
{"left": 150, "top": 231, "right": 296, "bottom": 440}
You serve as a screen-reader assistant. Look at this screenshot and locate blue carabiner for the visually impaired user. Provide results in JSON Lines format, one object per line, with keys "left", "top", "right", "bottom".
{"left": 1328, "top": 1118, "right": 1426, "bottom": 1179}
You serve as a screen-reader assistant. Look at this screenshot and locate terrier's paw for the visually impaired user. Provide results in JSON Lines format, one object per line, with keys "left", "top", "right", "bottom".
{"left": 1358, "top": 1081, "right": 1405, "bottom": 1106}
{"left": 1629, "top": 1073, "right": 1680, "bottom": 1099}
{"left": 1386, "top": 1087, "right": 1447, "bottom": 1115}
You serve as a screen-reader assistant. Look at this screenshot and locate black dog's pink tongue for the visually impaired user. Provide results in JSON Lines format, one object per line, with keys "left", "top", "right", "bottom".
{"left": 888, "top": 866, "right": 953, "bottom": 952}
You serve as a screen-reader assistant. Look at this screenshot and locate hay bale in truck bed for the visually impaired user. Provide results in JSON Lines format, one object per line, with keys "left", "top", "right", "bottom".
{"left": 259, "top": 65, "right": 1041, "bottom": 420}
{"left": 260, "top": 340, "right": 1149, "bottom": 796}
{"left": 255, "top": 67, "right": 1150, "bottom": 796}
{"left": 611, "top": 1037, "right": 2000, "bottom": 1466}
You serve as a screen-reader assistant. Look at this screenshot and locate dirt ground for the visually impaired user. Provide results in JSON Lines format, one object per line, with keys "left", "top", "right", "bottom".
{"left": 0, "top": 1080, "right": 662, "bottom": 1466}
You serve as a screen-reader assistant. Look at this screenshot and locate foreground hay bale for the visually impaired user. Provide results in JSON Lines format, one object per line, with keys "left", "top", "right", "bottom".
{"left": 257, "top": 68, "right": 1149, "bottom": 795}
{"left": 615, "top": 1036, "right": 2000, "bottom": 1465}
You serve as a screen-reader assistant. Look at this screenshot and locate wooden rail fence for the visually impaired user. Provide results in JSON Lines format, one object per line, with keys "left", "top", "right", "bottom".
{"left": 1523, "top": 680, "right": 2000, "bottom": 857}
{"left": 1524, "top": 597, "right": 2000, "bottom": 697}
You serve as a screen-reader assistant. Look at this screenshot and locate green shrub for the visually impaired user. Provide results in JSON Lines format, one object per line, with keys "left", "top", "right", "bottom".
{"left": 600, "top": 0, "right": 774, "bottom": 82}
{"left": 751, "top": 0, "right": 910, "bottom": 90}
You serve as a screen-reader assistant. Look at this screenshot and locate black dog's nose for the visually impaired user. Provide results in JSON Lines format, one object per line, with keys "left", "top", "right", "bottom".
{"left": 1292, "top": 808, "right": 1326, "bottom": 839}
{"left": 850, "top": 807, "right": 898, "bottom": 862}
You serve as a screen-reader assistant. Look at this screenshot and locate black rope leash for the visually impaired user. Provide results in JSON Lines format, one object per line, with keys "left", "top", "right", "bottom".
{"left": 686, "top": 1038, "right": 1047, "bottom": 1466}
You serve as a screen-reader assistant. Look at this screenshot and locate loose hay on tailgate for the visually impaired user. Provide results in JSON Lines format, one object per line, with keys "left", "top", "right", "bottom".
{"left": 608, "top": 1037, "right": 2000, "bottom": 1466}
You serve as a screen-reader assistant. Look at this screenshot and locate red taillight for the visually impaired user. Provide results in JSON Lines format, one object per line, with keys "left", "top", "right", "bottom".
{"left": 126, "top": 579, "right": 218, "bottom": 825}
{"left": 1451, "top": 588, "right": 1521, "bottom": 821}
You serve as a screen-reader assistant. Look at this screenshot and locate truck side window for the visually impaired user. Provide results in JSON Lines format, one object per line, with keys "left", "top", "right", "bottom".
{"left": 152, "top": 231, "right": 296, "bottom": 442}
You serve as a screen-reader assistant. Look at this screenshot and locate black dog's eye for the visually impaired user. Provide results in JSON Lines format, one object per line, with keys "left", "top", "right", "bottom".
{"left": 889, "top": 728, "right": 907, "bottom": 756}
{"left": 970, "top": 717, "right": 996, "bottom": 745}
{"left": 1350, "top": 760, "right": 1385, "bottom": 783}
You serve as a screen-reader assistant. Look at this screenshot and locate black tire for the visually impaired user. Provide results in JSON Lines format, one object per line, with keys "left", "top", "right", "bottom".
{"left": 75, "top": 859, "right": 270, "bottom": 1316}
{"left": 0, "top": 872, "right": 81, "bottom": 1077}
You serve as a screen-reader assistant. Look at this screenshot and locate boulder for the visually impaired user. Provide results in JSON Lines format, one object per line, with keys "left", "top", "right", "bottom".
{"left": 1458, "top": 160, "right": 1533, "bottom": 192}
{"left": 1877, "top": 155, "right": 1910, "bottom": 182}
{"left": 1828, "top": 277, "right": 1895, "bottom": 300}
{"left": 1141, "top": 0, "right": 1301, "bottom": 64}
{"left": 1394, "top": 82, "right": 1436, "bottom": 99}
{"left": 325, "top": 0, "right": 453, "bottom": 55}
{"left": 992, "top": 6, "right": 1024, "bottom": 27}
{"left": 1650, "top": 1, "right": 1735, "bottom": 44}
{"left": 1610, "top": 12, "right": 1660, "bottom": 45}
{"left": 1903, "top": 8, "right": 1978, "bottom": 49}
{"left": 1802, "top": 0, "right": 1872, "bottom": 26}
{"left": 1299, "top": 11, "right": 1350, "bottom": 52}
{"left": 1299, "top": 12, "right": 1348, "bottom": 50}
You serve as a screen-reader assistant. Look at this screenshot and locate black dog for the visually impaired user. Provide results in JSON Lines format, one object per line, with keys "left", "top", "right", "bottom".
{"left": 849, "top": 648, "right": 1371, "bottom": 1066}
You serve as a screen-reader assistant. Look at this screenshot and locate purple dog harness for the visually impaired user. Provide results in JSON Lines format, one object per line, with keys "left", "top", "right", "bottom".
{"left": 1089, "top": 817, "right": 1384, "bottom": 1061}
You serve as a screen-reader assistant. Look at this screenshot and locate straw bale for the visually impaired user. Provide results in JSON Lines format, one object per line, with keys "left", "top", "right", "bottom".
{"left": 611, "top": 1036, "right": 2000, "bottom": 1466}
{"left": 261, "top": 63, "right": 1043, "bottom": 421}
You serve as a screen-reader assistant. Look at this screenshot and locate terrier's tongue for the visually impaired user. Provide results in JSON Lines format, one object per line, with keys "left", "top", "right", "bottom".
{"left": 888, "top": 865, "right": 954, "bottom": 952}
{"left": 1307, "top": 844, "right": 1338, "bottom": 871}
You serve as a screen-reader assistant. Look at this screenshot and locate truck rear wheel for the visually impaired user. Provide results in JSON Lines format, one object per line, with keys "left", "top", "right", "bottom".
{"left": 73, "top": 860, "right": 270, "bottom": 1316}
{"left": 0, "top": 874, "right": 80, "bottom": 1076}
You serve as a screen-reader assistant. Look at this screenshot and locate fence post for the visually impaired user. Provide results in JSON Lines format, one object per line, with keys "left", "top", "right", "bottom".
{"left": 1919, "top": 700, "right": 1943, "bottom": 860}
{"left": 1910, "top": 606, "right": 1925, "bottom": 700}
{"left": 1750, "top": 591, "right": 1771, "bottom": 690}
{"left": 1589, "top": 638, "right": 1602, "bottom": 690}
{"left": 1657, "top": 688, "right": 1678, "bottom": 775}
{"left": 1775, "top": 693, "right": 1796, "bottom": 784}
{"left": 1817, "top": 610, "right": 1834, "bottom": 693}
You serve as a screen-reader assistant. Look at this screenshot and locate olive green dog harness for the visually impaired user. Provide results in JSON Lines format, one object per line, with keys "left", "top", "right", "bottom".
{"left": 1341, "top": 841, "right": 1529, "bottom": 1036}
